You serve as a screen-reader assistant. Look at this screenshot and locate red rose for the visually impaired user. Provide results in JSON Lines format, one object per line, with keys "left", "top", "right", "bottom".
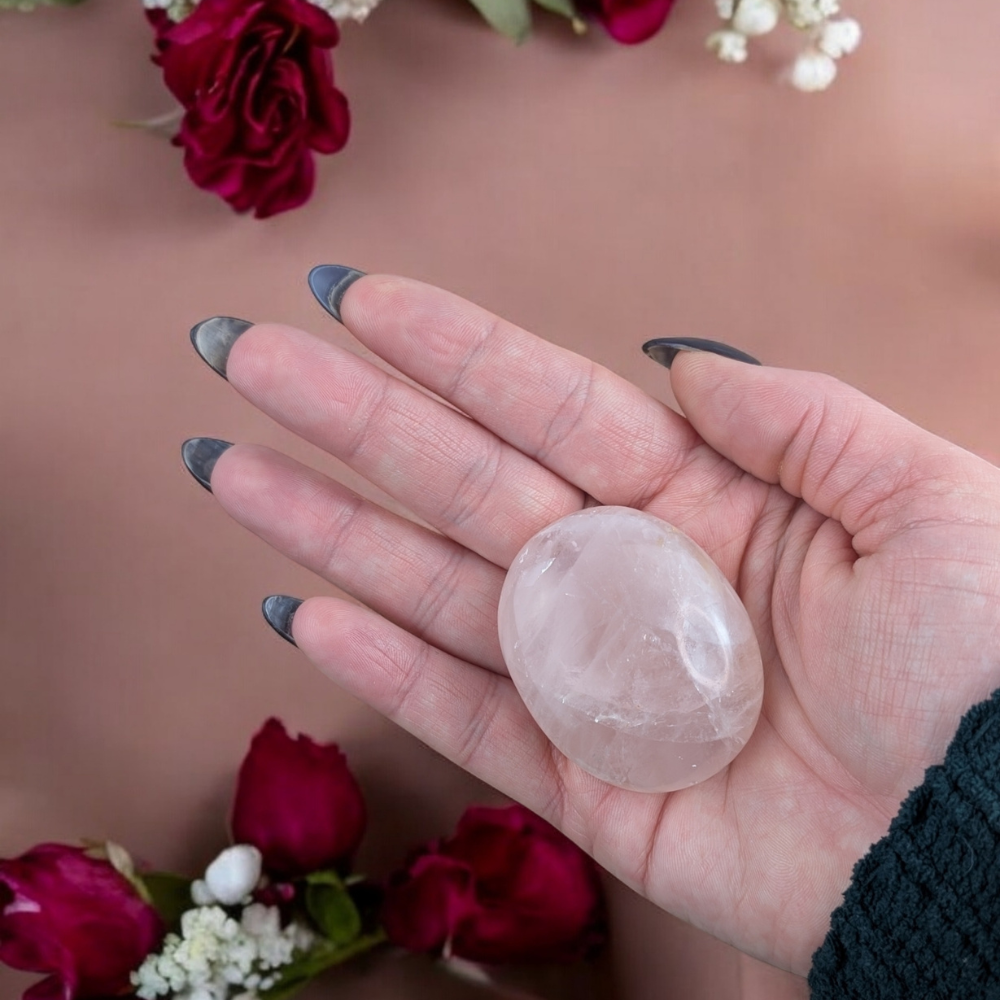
{"left": 151, "top": 0, "right": 350, "bottom": 218}
{"left": 231, "top": 718, "right": 366, "bottom": 877}
{"left": 382, "top": 805, "right": 605, "bottom": 964}
{"left": 579, "top": 0, "right": 677, "bottom": 43}
{"left": 0, "top": 844, "right": 164, "bottom": 1000}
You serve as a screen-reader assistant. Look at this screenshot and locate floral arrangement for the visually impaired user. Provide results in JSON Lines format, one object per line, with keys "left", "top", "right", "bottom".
{"left": 5, "top": 0, "right": 859, "bottom": 217}
{"left": 0, "top": 719, "right": 605, "bottom": 1000}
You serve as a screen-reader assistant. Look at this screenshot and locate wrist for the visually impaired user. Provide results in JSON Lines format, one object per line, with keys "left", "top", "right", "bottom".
{"left": 808, "top": 688, "right": 1000, "bottom": 999}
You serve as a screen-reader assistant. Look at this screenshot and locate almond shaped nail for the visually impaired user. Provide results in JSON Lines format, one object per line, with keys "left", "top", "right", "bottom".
{"left": 190, "top": 317, "right": 254, "bottom": 379}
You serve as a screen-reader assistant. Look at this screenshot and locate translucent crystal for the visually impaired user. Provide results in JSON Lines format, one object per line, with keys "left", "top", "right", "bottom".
{"left": 497, "top": 506, "right": 763, "bottom": 793}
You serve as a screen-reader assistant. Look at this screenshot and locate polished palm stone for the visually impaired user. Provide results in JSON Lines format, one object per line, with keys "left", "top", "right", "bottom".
{"left": 497, "top": 506, "right": 763, "bottom": 792}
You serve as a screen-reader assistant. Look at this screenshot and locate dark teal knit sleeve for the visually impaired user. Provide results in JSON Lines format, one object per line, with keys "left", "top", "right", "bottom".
{"left": 808, "top": 688, "right": 1000, "bottom": 999}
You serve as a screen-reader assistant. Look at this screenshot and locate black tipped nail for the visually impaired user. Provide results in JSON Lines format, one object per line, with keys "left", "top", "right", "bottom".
{"left": 308, "top": 265, "right": 366, "bottom": 323}
{"left": 181, "top": 438, "right": 233, "bottom": 492}
{"left": 642, "top": 338, "right": 761, "bottom": 369}
{"left": 262, "top": 595, "right": 303, "bottom": 646}
{"left": 190, "top": 317, "right": 254, "bottom": 379}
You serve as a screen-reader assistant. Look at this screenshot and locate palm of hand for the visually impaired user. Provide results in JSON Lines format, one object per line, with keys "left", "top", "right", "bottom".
{"left": 206, "top": 275, "right": 1000, "bottom": 976}
{"left": 634, "top": 474, "right": 1000, "bottom": 973}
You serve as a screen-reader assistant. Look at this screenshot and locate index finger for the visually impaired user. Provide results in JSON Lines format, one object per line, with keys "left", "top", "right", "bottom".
{"left": 319, "top": 270, "right": 701, "bottom": 508}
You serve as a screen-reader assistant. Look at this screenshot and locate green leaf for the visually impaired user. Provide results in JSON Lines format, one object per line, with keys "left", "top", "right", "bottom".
{"left": 531, "top": 0, "right": 587, "bottom": 32}
{"left": 465, "top": 0, "right": 532, "bottom": 43}
{"left": 141, "top": 872, "right": 194, "bottom": 927}
{"left": 304, "top": 871, "right": 362, "bottom": 946}
{"left": 531, "top": 0, "right": 576, "bottom": 18}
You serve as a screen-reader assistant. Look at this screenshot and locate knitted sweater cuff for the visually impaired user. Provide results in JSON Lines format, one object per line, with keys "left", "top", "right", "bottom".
{"left": 808, "top": 687, "right": 1000, "bottom": 999}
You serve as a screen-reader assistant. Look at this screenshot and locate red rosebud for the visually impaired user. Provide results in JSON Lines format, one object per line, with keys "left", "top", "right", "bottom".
{"left": 150, "top": 0, "right": 350, "bottom": 218}
{"left": 0, "top": 844, "right": 164, "bottom": 1000}
{"left": 579, "top": 0, "right": 677, "bottom": 43}
{"left": 231, "top": 718, "right": 366, "bottom": 878}
{"left": 382, "top": 805, "right": 605, "bottom": 964}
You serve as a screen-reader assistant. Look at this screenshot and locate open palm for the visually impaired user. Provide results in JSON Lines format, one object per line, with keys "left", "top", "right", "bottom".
{"left": 201, "top": 274, "right": 1000, "bottom": 975}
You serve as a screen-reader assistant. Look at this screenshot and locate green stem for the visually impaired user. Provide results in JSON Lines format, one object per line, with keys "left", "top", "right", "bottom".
{"left": 261, "top": 929, "right": 390, "bottom": 999}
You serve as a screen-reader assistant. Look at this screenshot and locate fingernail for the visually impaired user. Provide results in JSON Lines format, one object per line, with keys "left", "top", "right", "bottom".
{"left": 181, "top": 438, "right": 233, "bottom": 492}
{"left": 262, "top": 595, "right": 303, "bottom": 646}
{"left": 308, "top": 265, "right": 366, "bottom": 323}
{"left": 642, "top": 338, "right": 761, "bottom": 369}
{"left": 190, "top": 317, "right": 254, "bottom": 379}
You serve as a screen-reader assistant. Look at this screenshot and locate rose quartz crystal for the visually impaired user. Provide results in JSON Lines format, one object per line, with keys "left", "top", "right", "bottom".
{"left": 498, "top": 506, "right": 763, "bottom": 792}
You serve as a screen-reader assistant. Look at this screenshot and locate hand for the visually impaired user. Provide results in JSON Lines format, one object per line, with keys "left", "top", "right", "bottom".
{"left": 193, "top": 273, "right": 1000, "bottom": 975}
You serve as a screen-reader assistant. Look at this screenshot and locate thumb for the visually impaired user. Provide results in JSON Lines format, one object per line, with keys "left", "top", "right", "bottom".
{"left": 647, "top": 340, "right": 1000, "bottom": 553}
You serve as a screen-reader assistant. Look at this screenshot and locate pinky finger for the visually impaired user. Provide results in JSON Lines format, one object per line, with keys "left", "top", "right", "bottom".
{"left": 291, "top": 596, "right": 562, "bottom": 812}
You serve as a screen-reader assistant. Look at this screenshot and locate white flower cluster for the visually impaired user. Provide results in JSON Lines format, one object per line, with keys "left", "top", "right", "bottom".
{"left": 142, "top": 0, "right": 196, "bottom": 22}
{"left": 131, "top": 846, "right": 314, "bottom": 1000}
{"left": 707, "top": 0, "right": 861, "bottom": 91}
{"left": 307, "top": 0, "right": 381, "bottom": 22}
{"left": 141, "top": 0, "right": 380, "bottom": 23}
{"left": 131, "top": 904, "right": 311, "bottom": 1000}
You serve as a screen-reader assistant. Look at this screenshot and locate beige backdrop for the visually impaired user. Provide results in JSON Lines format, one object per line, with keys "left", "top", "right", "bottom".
{"left": 2, "top": 0, "right": 999, "bottom": 997}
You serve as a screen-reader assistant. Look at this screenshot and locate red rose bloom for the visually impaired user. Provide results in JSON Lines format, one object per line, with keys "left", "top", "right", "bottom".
{"left": 231, "top": 718, "right": 366, "bottom": 877}
{"left": 0, "top": 844, "right": 164, "bottom": 1000}
{"left": 580, "top": 0, "right": 677, "bottom": 43}
{"left": 151, "top": 0, "right": 350, "bottom": 218}
{"left": 382, "top": 804, "right": 605, "bottom": 964}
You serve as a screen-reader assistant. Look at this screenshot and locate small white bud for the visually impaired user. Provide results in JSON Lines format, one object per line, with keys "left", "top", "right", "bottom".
{"left": 714, "top": 0, "right": 736, "bottom": 17}
{"left": 790, "top": 49, "right": 838, "bottom": 91}
{"left": 784, "top": 0, "right": 839, "bottom": 29}
{"left": 178, "top": 989, "right": 216, "bottom": 1000}
{"left": 203, "top": 845, "right": 263, "bottom": 906}
{"left": 818, "top": 18, "right": 861, "bottom": 58}
{"left": 189, "top": 879, "right": 215, "bottom": 906}
{"left": 732, "top": 0, "right": 779, "bottom": 36}
{"left": 707, "top": 29, "right": 749, "bottom": 64}
{"left": 240, "top": 902, "right": 280, "bottom": 937}
{"left": 292, "top": 922, "right": 317, "bottom": 952}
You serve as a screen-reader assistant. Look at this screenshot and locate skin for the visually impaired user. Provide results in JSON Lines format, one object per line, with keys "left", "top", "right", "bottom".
{"left": 204, "top": 274, "right": 1000, "bottom": 976}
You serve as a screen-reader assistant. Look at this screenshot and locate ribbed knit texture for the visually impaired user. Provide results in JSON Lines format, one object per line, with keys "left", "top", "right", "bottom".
{"left": 808, "top": 688, "right": 1000, "bottom": 999}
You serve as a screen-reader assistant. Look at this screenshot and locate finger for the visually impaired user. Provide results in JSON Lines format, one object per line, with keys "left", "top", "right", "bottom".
{"left": 667, "top": 354, "right": 1000, "bottom": 552}
{"left": 225, "top": 323, "right": 584, "bottom": 567}
{"left": 210, "top": 444, "right": 507, "bottom": 672}
{"left": 292, "top": 596, "right": 564, "bottom": 813}
{"left": 331, "top": 274, "right": 702, "bottom": 507}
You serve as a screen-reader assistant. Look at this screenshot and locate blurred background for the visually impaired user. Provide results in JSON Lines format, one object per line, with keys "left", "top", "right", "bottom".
{"left": 1, "top": 0, "right": 998, "bottom": 996}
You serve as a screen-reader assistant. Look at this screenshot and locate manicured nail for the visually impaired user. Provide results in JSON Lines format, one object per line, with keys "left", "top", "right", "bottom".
{"left": 308, "top": 265, "right": 366, "bottom": 323}
{"left": 190, "top": 317, "right": 253, "bottom": 379}
{"left": 642, "top": 338, "right": 761, "bottom": 369}
{"left": 181, "top": 438, "right": 233, "bottom": 492}
{"left": 262, "top": 595, "right": 303, "bottom": 646}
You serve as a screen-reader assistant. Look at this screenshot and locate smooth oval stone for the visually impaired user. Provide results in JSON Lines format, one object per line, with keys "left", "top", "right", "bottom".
{"left": 497, "top": 506, "right": 763, "bottom": 792}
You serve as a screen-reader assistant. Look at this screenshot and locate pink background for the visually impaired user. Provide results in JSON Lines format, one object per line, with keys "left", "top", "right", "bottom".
{"left": 2, "top": 0, "right": 999, "bottom": 997}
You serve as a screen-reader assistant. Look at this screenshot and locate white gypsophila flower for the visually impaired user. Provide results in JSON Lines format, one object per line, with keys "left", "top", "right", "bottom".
{"left": 782, "top": 0, "right": 839, "bottom": 29}
{"left": 707, "top": 29, "right": 749, "bottom": 63}
{"left": 142, "top": 0, "right": 197, "bottom": 20}
{"left": 714, "top": 0, "right": 736, "bottom": 17}
{"left": 790, "top": 48, "right": 838, "bottom": 90}
{"left": 732, "top": 0, "right": 780, "bottom": 36}
{"left": 191, "top": 880, "right": 216, "bottom": 906}
{"left": 308, "top": 0, "right": 381, "bottom": 22}
{"left": 131, "top": 905, "right": 306, "bottom": 1000}
{"left": 204, "top": 845, "right": 263, "bottom": 907}
{"left": 292, "top": 921, "right": 318, "bottom": 953}
{"left": 818, "top": 17, "right": 861, "bottom": 57}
